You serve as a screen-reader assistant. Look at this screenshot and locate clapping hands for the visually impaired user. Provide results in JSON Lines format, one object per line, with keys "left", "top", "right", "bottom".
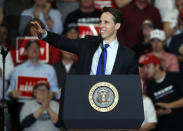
{"left": 156, "top": 102, "right": 172, "bottom": 116}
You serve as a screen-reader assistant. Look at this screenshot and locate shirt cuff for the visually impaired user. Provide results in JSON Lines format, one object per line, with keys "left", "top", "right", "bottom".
{"left": 39, "top": 31, "right": 48, "bottom": 40}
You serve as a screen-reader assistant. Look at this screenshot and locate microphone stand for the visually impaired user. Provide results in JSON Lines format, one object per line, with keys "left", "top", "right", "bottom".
{"left": 0, "top": 47, "right": 9, "bottom": 131}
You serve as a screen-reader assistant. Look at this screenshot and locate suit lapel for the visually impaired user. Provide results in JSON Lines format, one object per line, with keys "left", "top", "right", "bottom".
{"left": 112, "top": 44, "right": 123, "bottom": 74}
{"left": 87, "top": 42, "right": 100, "bottom": 74}
{"left": 85, "top": 37, "right": 126, "bottom": 74}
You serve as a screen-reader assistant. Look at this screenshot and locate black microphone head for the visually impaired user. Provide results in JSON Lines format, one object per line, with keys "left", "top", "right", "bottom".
{"left": 0, "top": 47, "right": 9, "bottom": 56}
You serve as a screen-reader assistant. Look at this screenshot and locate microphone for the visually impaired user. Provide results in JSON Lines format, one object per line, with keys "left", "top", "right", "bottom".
{"left": 0, "top": 47, "right": 9, "bottom": 63}
{"left": 0, "top": 47, "right": 9, "bottom": 57}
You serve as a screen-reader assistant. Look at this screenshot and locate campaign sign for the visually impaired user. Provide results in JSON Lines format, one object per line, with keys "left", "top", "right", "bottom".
{"left": 78, "top": 24, "right": 99, "bottom": 38}
{"left": 94, "top": 0, "right": 115, "bottom": 11}
{"left": 16, "top": 37, "right": 49, "bottom": 63}
{"left": 16, "top": 76, "right": 48, "bottom": 98}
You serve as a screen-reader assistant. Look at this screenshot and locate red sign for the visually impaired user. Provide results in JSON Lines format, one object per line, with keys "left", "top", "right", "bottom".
{"left": 94, "top": 0, "right": 115, "bottom": 11}
{"left": 16, "top": 76, "right": 48, "bottom": 98}
{"left": 16, "top": 37, "right": 49, "bottom": 63}
{"left": 78, "top": 24, "right": 99, "bottom": 38}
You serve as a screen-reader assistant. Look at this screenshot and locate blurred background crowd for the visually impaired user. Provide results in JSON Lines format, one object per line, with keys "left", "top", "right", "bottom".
{"left": 0, "top": 0, "right": 183, "bottom": 131}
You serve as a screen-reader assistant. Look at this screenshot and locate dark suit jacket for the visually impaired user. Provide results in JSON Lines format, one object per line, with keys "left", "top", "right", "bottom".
{"left": 53, "top": 61, "right": 77, "bottom": 89}
{"left": 44, "top": 32, "right": 139, "bottom": 74}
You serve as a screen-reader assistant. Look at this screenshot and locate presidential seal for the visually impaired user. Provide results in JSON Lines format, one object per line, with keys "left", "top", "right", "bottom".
{"left": 88, "top": 82, "right": 119, "bottom": 112}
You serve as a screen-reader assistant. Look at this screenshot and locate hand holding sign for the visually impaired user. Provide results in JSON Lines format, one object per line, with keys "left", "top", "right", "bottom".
{"left": 9, "top": 90, "right": 21, "bottom": 98}
{"left": 42, "top": 97, "right": 50, "bottom": 109}
{"left": 17, "top": 76, "right": 48, "bottom": 98}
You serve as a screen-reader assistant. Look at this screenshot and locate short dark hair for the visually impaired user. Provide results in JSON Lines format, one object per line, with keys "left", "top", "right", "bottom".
{"left": 0, "top": 23, "right": 11, "bottom": 44}
{"left": 25, "top": 39, "right": 40, "bottom": 49}
{"left": 34, "top": 81, "right": 49, "bottom": 90}
{"left": 64, "top": 23, "right": 78, "bottom": 34}
{"left": 103, "top": 7, "right": 123, "bottom": 24}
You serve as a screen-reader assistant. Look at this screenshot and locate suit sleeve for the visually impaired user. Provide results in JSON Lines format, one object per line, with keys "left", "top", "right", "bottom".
{"left": 43, "top": 31, "right": 84, "bottom": 54}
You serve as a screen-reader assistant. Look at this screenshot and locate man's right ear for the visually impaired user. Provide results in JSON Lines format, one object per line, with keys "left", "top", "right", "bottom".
{"left": 115, "top": 23, "right": 121, "bottom": 30}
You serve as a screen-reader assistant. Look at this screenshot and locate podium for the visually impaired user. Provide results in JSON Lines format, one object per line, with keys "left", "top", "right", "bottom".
{"left": 60, "top": 75, "right": 144, "bottom": 130}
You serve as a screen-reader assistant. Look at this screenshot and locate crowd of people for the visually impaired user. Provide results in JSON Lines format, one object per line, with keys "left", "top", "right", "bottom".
{"left": 0, "top": 0, "right": 183, "bottom": 131}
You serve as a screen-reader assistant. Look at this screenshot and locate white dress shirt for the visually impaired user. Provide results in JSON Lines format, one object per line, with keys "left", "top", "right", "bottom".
{"left": 90, "top": 38, "right": 119, "bottom": 75}
{"left": 62, "top": 60, "right": 74, "bottom": 73}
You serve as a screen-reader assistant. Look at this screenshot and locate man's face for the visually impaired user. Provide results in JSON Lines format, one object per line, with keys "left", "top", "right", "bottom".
{"left": 150, "top": 38, "right": 164, "bottom": 52}
{"left": 143, "top": 64, "right": 157, "bottom": 79}
{"left": 35, "top": 0, "right": 47, "bottom": 6}
{"left": 0, "top": 26, "right": 8, "bottom": 44}
{"left": 66, "top": 29, "right": 79, "bottom": 39}
{"left": 99, "top": 12, "right": 120, "bottom": 42}
{"left": 142, "top": 24, "right": 153, "bottom": 37}
{"left": 176, "top": 0, "right": 183, "bottom": 10}
{"left": 34, "top": 85, "right": 49, "bottom": 102}
{"left": 137, "top": 0, "right": 147, "bottom": 2}
{"left": 80, "top": 0, "right": 94, "bottom": 8}
{"left": 26, "top": 42, "right": 40, "bottom": 60}
{"left": 136, "top": 0, "right": 148, "bottom": 4}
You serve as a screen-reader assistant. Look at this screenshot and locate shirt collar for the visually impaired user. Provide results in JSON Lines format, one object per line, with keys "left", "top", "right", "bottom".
{"left": 155, "top": 72, "right": 166, "bottom": 83}
{"left": 103, "top": 38, "right": 118, "bottom": 49}
{"left": 26, "top": 60, "right": 42, "bottom": 67}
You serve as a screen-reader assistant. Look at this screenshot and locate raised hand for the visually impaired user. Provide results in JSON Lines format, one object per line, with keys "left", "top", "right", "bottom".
{"left": 33, "top": 5, "right": 40, "bottom": 18}
{"left": 42, "top": 97, "right": 50, "bottom": 110}
{"left": 43, "top": 2, "right": 51, "bottom": 16}
{"left": 30, "top": 20, "right": 46, "bottom": 37}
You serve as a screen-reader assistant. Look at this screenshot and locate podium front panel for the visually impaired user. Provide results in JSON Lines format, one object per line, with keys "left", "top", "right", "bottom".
{"left": 62, "top": 75, "right": 144, "bottom": 129}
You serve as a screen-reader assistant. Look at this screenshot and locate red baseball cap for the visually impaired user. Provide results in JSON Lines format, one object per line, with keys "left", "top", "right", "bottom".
{"left": 139, "top": 54, "right": 161, "bottom": 66}
{"left": 34, "top": 80, "right": 50, "bottom": 90}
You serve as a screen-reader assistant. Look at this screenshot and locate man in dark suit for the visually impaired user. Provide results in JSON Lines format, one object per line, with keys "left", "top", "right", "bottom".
{"left": 30, "top": 7, "right": 139, "bottom": 75}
